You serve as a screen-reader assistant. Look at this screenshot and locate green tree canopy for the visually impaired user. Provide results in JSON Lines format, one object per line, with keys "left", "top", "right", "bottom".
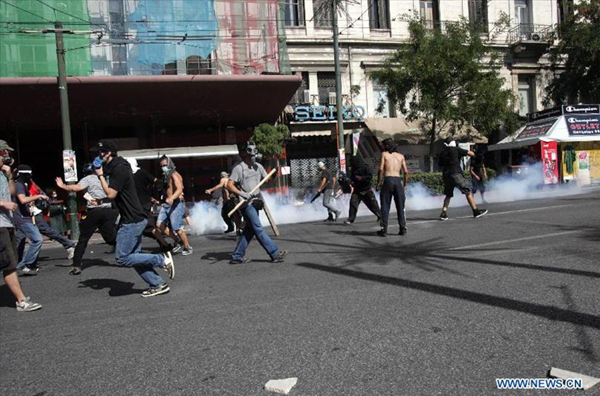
{"left": 371, "top": 17, "right": 515, "bottom": 171}
{"left": 546, "top": 0, "right": 600, "bottom": 105}
{"left": 252, "top": 123, "right": 290, "bottom": 159}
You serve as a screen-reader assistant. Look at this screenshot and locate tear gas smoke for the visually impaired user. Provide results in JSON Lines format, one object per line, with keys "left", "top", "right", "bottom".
{"left": 189, "top": 162, "right": 587, "bottom": 236}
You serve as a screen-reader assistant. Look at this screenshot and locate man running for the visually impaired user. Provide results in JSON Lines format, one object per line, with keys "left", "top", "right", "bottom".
{"left": 205, "top": 172, "right": 237, "bottom": 234}
{"left": 344, "top": 156, "right": 381, "bottom": 225}
{"left": 0, "top": 140, "right": 42, "bottom": 311}
{"left": 93, "top": 139, "right": 174, "bottom": 298}
{"left": 226, "top": 142, "right": 286, "bottom": 264}
{"left": 156, "top": 156, "right": 192, "bottom": 256}
{"left": 377, "top": 139, "right": 409, "bottom": 237}
{"left": 438, "top": 138, "right": 488, "bottom": 221}
{"left": 316, "top": 162, "right": 341, "bottom": 222}
{"left": 56, "top": 163, "right": 119, "bottom": 275}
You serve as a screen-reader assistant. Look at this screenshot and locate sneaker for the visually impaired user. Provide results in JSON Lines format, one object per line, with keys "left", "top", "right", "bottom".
{"left": 399, "top": 227, "right": 407, "bottom": 236}
{"left": 163, "top": 251, "right": 175, "bottom": 280}
{"left": 377, "top": 228, "right": 387, "bottom": 237}
{"left": 439, "top": 211, "right": 449, "bottom": 221}
{"left": 69, "top": 266, "right": 82, "bottom": 275}
{"left": 272, "top": 250, "right": 287, "bottom": 263}
{"left": 182, "top": 246, "right": 193, "bottom": 256}
{"left": 473, "top": 208, "right": 488, "bottom": 218}
{"left": 224, "top": 226, "right": 234, "bottom": 234}
{"left": 229, "top": 257, "right": 251, "bottom": 264}
{"left": 16, "top": 297, "right": 42, "bottom": 312}
{"left": 343, "top": 220, "right": 353, "bottom": 225}
{"left": 171, "top": 243, "right": 182, "bottom": 254}
{"left": 141, "top": 284, "right": 170, "bottom": 298}
{"left": 67, "top": 247, "right": 75, "bottom": 260}
{"left": 20, "top": 266, "right": 37, "bottom": 276}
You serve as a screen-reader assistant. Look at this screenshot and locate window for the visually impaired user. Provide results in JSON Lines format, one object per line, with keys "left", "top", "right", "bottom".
{"left": 290, "top": 72, "right": 310, "bottom": 105}
{"left": 111, "top": 46, "right": 126, "bottom": 62}
{"left": 373, "top": 78, "right": 394, "bottom": 118}
{"left": 369, "top": 0, "right": 390, "bottom": 30}
{"left": 420, "top": 0, "right": 440, "bottom": 29}
{"left": 284, "top": 0, "right": 305, "bottom": 27}
{"left": 557, "top": 0, "right": 573, "bottom": 25}
{"left": 112, "top": 63, "right": 127, "bottom": 76}
{"left": 186, "top": 55, "right": 211, "bottom": 75}
{"left": 162, "top": 62, "right": 178, "bottom": 75}
{"left": 515, "top": 0, "right": 532, "bottom": 39}
{"left": 317, "top": 72, "right": 336, "bottom": 105}
{"left": 313, "top": 0, "right": 332, "bottom": 28}
{"left": 518, "top": 75, "right": 535, "bottom": 117}
{"left": 468, "top": 0, "right": 488, "bottom": 33}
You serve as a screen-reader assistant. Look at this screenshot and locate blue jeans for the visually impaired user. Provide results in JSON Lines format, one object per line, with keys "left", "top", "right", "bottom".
{"left": 34, "top": 213, "right": 75, "bottom": 249}
{"left": 232, "top": 204, "right": 279, "bottom": 261}
{"left": 157, "top": 200, "right": 184, "bottom": 231}
{"left": 14, "top": 219, "right": 43, "bottom": 269}
{"left": 115, "top": 219, "right": 165, "bottom": 288}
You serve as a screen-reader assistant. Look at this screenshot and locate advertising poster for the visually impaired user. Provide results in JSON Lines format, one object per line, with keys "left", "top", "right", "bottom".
{"left": 338, "top": 148, "right": 346, "bottom": 173}
{"left": 540, "top": 141, "right": 558, "bottom": 184}
{"left": 63, "top": 150, "right": 78, "bottom": 182}
{"left": 565, "top": 115, "right": 600, "bottom": 136}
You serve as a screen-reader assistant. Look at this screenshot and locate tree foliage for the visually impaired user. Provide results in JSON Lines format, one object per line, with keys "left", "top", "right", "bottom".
{"left": 371, "top": 16, "right": 515, "bottom": 170}
{"left": 252, "top": 123, "right": 290, "bottom": 159}
{"left": 546, "top": 0, "right": 600, "bottom": 105}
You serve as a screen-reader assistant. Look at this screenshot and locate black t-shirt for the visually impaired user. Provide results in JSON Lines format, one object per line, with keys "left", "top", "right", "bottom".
{"left": 133, "top": 168, "right": 156, "bottom": 210}
{"left": 351, "top": 166, "right": 373, "bottom": 192}
{"left": 439, "top": 147, "right": 468, "bottom": 176}
{"left": 105, "top": 157, "right": 146, "bottom": 224}
{"left": 321, "top": 169, "right": 333, "bottom": 189}
{"left": 14, "top": 181, "right": 30, "bottom": 219}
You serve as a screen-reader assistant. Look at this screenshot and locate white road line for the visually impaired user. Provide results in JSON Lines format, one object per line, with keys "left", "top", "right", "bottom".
{"left": 447, "top": 230, "right": 581, "bottom": 251}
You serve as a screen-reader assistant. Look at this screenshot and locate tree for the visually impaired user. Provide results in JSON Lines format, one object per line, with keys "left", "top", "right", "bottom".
{"left": 371, "top": 16, "right": 515, "bottom": 171}
{"left": 252, "top": 123, "right": 290, "bottom": 159}
{"left": 545, "top": 0, "right": 600, "bottom": 105}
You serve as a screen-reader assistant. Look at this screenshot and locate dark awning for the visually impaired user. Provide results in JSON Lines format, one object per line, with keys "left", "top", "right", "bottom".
{"left": 0, "top": 74, "right": 301, "bottom": 131}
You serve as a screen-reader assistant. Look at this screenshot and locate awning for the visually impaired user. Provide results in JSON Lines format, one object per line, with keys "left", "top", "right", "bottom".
{"left": 290, "top": 126, "right": 355, "bottom": 138}
{"left": 120, "top": 144, "right": 239, "bottom": 160}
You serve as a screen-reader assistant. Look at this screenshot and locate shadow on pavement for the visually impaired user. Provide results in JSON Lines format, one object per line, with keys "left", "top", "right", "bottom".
{"left": 296, "top": 262, "right": 600, "bottom": 330}
{"left": 78, "top": 279, "right": 145, "bottom": 297}
{"left": 201, "top": 252, "right": 231, "bottom": 263}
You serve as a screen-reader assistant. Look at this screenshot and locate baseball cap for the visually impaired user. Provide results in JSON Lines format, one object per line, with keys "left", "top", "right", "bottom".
{"left": 0, "top": 140, "right": 14, "bottom": 151}
{"left": 90, "top": 139, "right": 118, "bottom": 154}
{"left": 317, "top": 161, "right": 325, "bottom": 168}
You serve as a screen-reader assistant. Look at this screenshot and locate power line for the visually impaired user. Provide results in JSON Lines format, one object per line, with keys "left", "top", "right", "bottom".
{"left": 0, "top": 0, "right": 53, "bottom": 23}
{"left": 35, "top": 0, "right": 108, "bottom": 31}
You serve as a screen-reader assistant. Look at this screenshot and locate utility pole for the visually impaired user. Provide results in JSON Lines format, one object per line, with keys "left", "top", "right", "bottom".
{"left": 332, "top": 0, "right": 346, "bottom": 173}
{"left": 54, "top": 22, "right": 79, "bottom": 240}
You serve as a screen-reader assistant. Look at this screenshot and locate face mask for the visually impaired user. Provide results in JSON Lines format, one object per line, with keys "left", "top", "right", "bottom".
{"left": 161, "top": 166, "right": 169, "bottom": 173}
{"left": 250, "top": 156, "right": 257, "bottom": 164}
{"left": 93, "top": 156, "right": 104, "bottom": 169}
{"left": 0, "top": 151, "right": 13, "bottom": 166}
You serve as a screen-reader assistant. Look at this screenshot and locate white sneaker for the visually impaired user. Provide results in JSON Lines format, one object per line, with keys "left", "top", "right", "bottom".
{"left": 163, "top": 251, "right": 175, "bottom": 279}
{"left": 182, "top": 246, "right": 193, "bottom": 256}
{"left": 16, "top": 297, "right": 42, "bottom": 312}
{"left": 67, "top": 247, "right": 75, "bottom": 260}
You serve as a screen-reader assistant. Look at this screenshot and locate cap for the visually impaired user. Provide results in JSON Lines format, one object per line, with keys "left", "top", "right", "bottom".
{"left": 91, "top": 139, "right": 118, "bottom": 154}
{"left": 317, "top": 161, "right": 325, "bottom": 168}
{"left": 0, "top": 140, "right": 14, "bottom": 151}
{"left": 16, "top": 164, "right": 32, "bottom": 174}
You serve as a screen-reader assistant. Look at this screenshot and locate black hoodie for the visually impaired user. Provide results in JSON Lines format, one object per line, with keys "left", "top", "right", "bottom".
{"left": 105, "top": 156, "right": 146, "bottom": 224}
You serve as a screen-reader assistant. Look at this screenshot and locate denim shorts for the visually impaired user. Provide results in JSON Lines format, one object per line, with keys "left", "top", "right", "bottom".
{"left": 157, "top": 200, "right": 185, "bottom": 231}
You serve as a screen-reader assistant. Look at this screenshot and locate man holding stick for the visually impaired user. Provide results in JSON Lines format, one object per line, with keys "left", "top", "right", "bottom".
{"left": 226, "top": 142, "right": 286, "bottom": 264}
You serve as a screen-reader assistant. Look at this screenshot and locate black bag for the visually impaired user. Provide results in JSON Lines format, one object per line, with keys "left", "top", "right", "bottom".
{"left": 251, "top": 198, "right": 264, "bottom": 211}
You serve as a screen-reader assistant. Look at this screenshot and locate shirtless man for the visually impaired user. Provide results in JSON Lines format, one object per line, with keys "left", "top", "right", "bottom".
{"left": 376, "top": 138, "right": 409, "bottom": 237}
{"left": 206, "top": 172, "right": 236, "bottom": 233}
{"left": 156, "top": 156, "right": 192, "bottom": 256}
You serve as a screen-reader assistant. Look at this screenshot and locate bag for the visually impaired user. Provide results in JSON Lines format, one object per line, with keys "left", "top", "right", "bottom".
{"left": 251, "top": 198, "right": 264, "bottom": 211}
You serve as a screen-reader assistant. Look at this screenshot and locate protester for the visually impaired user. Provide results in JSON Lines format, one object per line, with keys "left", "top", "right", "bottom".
{"left": 470, "top": 145, "right": 488, "bottom": 204}
{"left": 206, "top": 171, "right": 236, "bottom": 233}
{"left": 439, "top": 138, "right": 488, "bottom": 220}
{"left": 55, "top": 163, "right": 119, "bottom": 275}
{"left": 47, "top": 188, "right": 68, "bottom": 236}
{"left": 0, "top": 140, "right": 42, "bottom": 311}
{"left": 92, "top": 140, "right": 174, "bottom": 298}
{"left": 344, "top": 156, "right": 381, "bottom": 225}
{"left": 316, "top": 161, "right": 341, "bottom": 222}
{"left": 156, "top": 155, "right": 193, "bottom": 255}
{"left": 226, "top": 141, "right": 286, "bottom": 264}
{"left": 377, "top": 139, "right": 409, "bottom": 237}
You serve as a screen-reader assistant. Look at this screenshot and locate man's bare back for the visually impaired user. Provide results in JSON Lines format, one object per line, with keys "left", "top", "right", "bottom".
{"left": 382, "top": 151, "right": 407, "bottom": 177}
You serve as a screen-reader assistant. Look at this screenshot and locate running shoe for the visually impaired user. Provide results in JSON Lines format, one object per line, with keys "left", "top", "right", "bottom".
{"left": 272, "top": 250, "right": 287, "bottom": 263}
{"left": 439, "top": 211, "right": 449, "bottom": 221}
{"left": 16, "top": 297, "right": 42, "bottom": 312}
{"left": 141, "top": 284, "right": 170, "bottom": 298}
{"left": 182, "top": 246, "right": 193, "bottom": 256}
{"left": 343, "top": 220, "right": 353, "bottom": 225}
{"left": 171, "top": 243, "right": 182, "bottom": 254}
{"left": 67, "top": 247, "right": 75, "bottom": 260}
{"left": 399, "top": 227, "right": 407, "bottom": 236}
{"left": 69, "top": 266, "right": 82, "bottom": 275}
{"left": 163, "top": 251, "right": 175, "bottom": 279}
{"left": 20, "top": 266, "right": 37, "bottom": 276}
{"left": 229, "top": 257, "right": 251, "bottom": 264}
{"left": 224, "top": 227, "right": 234, "bottom": 234}
{"left": 473, "top": 208, "right": 488, "bottom": 218}
{"left": 377, "top": 228, "right": 387, "bottom": 237}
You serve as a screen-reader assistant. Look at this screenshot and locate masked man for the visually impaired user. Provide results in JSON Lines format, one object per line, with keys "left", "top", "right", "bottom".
{"left": 376, "top": 139, "right": 409, "bottom": 237}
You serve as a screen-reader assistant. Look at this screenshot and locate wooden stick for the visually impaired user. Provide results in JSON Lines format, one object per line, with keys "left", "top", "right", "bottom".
{"left": 262, "top": 200, "right": 280, "bottom": 236}
{"left": 227, "top": 168, "right": 277, "bottom": 218}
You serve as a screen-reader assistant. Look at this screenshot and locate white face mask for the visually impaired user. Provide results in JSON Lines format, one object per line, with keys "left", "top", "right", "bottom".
{"left": 161, "top": 166, "right": 169, "bottom": 173}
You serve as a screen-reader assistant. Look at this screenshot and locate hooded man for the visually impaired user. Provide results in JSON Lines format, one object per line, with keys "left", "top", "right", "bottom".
{"left": 156, "top": 155, "right": 192, "bottom": 255}
{"left": 92, "top": 139, "right": 174, "bottom": 298}
{"left": 344, "top": 156, "right": 381, "bottom": 225}
{"left": 316, "top": 161, "right": 341, "bottom": 222}
{"left": 438, "top": 138, "right": 488, "bottom": 220}
{"left": 376, "top": 138, "right": 409, "bottom": 237}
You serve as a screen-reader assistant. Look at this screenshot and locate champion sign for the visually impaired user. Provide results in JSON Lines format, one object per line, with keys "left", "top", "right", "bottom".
{"left": 565, "top": 115, "right": 600, "bottom": 136}
{"left": 563, "top": 104, "right": 600, "bottom": 114}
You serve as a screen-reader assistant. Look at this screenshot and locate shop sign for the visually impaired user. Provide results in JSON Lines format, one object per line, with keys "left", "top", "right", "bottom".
{"left": 566, "top": 115, "right": 600, "bottom": 136}
{"left": 562, "top": 104, "right": 600, "bottom": 115}
{"left": 518, "top": 120, "right": 556, "bottom": 139}
{"left": 294, "top": 105, "right": 366, "bottom": 122}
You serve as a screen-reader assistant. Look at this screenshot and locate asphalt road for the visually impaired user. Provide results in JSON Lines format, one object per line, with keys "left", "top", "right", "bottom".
{"left": 1, "top": 189, "right": 599, "bottom": 396}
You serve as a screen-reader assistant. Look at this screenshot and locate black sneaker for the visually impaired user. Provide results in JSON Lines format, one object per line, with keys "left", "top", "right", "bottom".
{"left": 439, "top": 211, "right": 449, "bottom": 221}
{"left": 224, "top": 226, "right": 234, "bottom": 234}
{"left": 141, "top": 284, "right": 170, "bottom": 298}
{"left": 343, "top": 220, "right": 353, "bottom": 225}
{"left": 377, "top": 228, "right": 387, "bottom": 237}
{"left": 69, "top": 266, "right": 82, "bottom": 275}
{"left": 473, "top": 208, "right": 488, "bottom": 218}
{"left": 399, "top": 227, "right": 407, "bottom": 236}
{"left": 20, "top": 266, "right": 37, "bottom": 276}
{"left": 272, "top": 250, "right": 287, "bottom": 263}
{"left": 229, "top": 257, "right": 251, "bottom": 264}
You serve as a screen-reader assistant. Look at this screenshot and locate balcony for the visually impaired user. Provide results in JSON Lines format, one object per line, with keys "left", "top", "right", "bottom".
{"left": 508, "top": 23, "right": 555, "bottom": 45}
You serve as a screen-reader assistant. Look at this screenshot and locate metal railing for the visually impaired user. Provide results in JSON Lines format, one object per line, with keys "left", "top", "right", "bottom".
{"left": 507, "top": 24, "right": 555, "bottom": 44}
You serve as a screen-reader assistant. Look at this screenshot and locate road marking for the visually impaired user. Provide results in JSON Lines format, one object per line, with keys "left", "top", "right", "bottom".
{"left": 447, "top": 230, "right": 581, "bottom": 251}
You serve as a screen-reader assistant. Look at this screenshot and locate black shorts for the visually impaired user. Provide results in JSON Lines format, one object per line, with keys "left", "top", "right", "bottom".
{"left": 443, "top": 174, "right": 471, "bottom": 198}
{"left": 472, "top": 177, "right": 486, "bottom": 193}
{"left": 0, "top": 227, "right": 18, "bottom": 272}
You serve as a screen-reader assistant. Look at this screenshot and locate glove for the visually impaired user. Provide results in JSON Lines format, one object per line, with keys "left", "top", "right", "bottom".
{"left": 239, "top": 191, "right": 251, "bottom": 200}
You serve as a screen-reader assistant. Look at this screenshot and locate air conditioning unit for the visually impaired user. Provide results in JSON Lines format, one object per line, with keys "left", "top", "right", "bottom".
{"left": 328, "top": 92, "right": 337, "bottom": 105}
{"left": 531, "top": 33, "right": 541, "bottom": 41}
{"left": 302, "top": 89, "right": 311, "bottom": 103}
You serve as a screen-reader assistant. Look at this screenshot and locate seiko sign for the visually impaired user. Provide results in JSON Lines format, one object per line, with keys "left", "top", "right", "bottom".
{"left": 294, "top": 105, "right": 366, "bottom": 122}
